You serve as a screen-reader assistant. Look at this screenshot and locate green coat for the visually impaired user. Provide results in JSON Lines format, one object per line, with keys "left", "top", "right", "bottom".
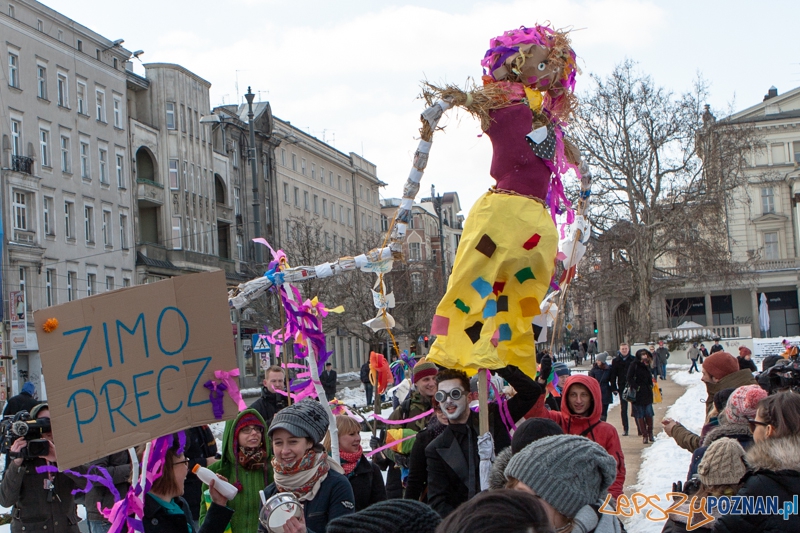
{"left": 198, "top": 409, "right": 272, "bottom": 533}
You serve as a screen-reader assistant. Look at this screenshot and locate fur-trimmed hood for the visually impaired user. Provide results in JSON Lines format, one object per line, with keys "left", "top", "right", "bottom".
{"left": 745, "top": 435, "right": 800, "bottom": 472}
{"left": 489, "top": 446, "right": 513, "bottom": 490}
{"left": 701, "top": 421, "right": 751, "bottom": 447}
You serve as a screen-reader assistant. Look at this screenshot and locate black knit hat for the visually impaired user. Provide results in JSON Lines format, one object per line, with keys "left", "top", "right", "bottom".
{"left": 326, "top": 499, "right": 441, "bottom": 533}
{"left": 511, "top": 417, "right": 564, "bottom": 454}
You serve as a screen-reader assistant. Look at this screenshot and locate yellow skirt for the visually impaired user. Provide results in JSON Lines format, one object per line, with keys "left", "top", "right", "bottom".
{"left": 427, "top": 191, "right": 557, "bottom": 379}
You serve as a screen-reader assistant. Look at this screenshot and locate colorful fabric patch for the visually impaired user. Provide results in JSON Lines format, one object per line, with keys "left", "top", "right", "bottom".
{"left": 471, "top": 277, "right": 493, "bottom": 299}
{"left": 454, "top": 299, "right": 470, "bottom": 314}
{"left": 523, "top": 234, "right": 541, "bottom": 250}
{"left": 431, "top": 315, "right": 450, "bottom": 336}
{"left": 498, "top": 324, "right": 512, "bottom": 342}
{"left": 532, "top": 323, "right": 543, "bottom": 340}
{"left": 475, "top": 234, "right": 497, "bottom": 258}
{"left": 465, "top": 321, "right": 484, "bottom": 344}
{"left": 492, "top": 281, "right": 506, "bottom": 295}
{"left": 483, "top": 299, "right": 497, "bottom": 319}
{"left": 491, "top": 329, "right": 500, "bottom": 347}
{"left": 497, "top": 295, "right": 509, "bottom": 313}
{"left": 519, "top": 297, "right": 539, "bottom": 317}
{"left": 515, "top": 267, "right": 535, "bottom": 284}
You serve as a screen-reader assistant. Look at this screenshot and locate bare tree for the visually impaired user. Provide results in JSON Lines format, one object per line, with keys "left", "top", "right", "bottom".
{"left": 572, "top": 60, "right": 757, "bottom": 340}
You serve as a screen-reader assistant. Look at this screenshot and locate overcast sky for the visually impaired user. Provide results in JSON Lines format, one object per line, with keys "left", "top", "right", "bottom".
{"left": 45, "top": 0, "right": 800, "bottom": 215}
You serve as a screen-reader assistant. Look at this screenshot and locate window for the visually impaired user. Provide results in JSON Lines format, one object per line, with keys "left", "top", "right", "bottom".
{"left": 285, "top": 220, "right": 292, "bottom": 242}
{"left": 64, "top": 201, "right": 75, "bottom": 239}
{"left": 324, "top": 232, "right": 330, "bottom": 249}
{"left": 106, "top": 276, "right": 114, "bottom": 292}
{"left": 13, "top": 192, "right": 26, "bottom": 230}
{"left": 37, "top": 65, "right": 47, "bottom": 99}
{"left": 304, "top": 191, "right": 309, "bottom": 211}
{"left": 187, "top": 106, "right": 193, "bottom": 137}
{"left": 794, "top": 141, "right": 800, "bottom": 164}
{"left": 77, "top": 39, "right": 82, "bottom": 52}
{"left": 765, "top": 232, "right": 779, "bottom": 260}
{"left": 37, "top": 19, "right": 43, "bottom": 31}
{"left": 95, "top": 89, "right": 106, "bottom": 122}
{"left": 339, "top": 206, "right": 344, "bottom": 224}
{"left": 411, "top": 272, "right": 423, "bottom": 293}
{"left": 281, "top": 149, "right": 286, "bottom": 166}
{"left": 8, "top": 52, "right": 19, "bottom": 88}
{"left": 116, "top": 153, "right": 124, "bottom": 187}
{"left": 80, "top": 141, "right": 90, "bottom": 178}
{"left": 338, "top": 175, "right": 342, "bottom": 190}
{"left": 409, "top": 242, "right": 422, "bottom": 261}
{"left": 60, "top": 135, "right": 70, "bottom": 172}
{"left": 361, "top": 213, "right": 366, "bottom": 230}
{"left": 348, "top": 208, "right": 353, "bottom": 226}
{"left": 19, "top": 268, "right": 27, "bottom": 311}
{"left": 119, "top": 214, "right": 128, "bottom": 249}
{"left": 46, "top": 270, "right": 56, "bottom": 306}
{"left": 40, "top": 128, "right": 50, "bottom": 167}
{"left": 341, "top": 237, "right": 346, "bottom": 252}
{"left": 166, "top": 102, "right": 176, "bottom": 130}
{"left": 346, "top": 180, "right": 350, "bottom": 193}
{"left": 168, "top": 159, "right": 179, "bottom": 189}
{"left": 98, "top": 147, "right": 108, "bottom": 183}
{"left": 333, "top": 234, "right": 338, "bottom": 254}
{"left": 301, "top": 158, "right": 306, "bottom": 175}
{"left": 283, "top": 183, "right": 289, "bottom": 203}
{"left": 320, "top": 166, "right": 325, "bottom": 183}
{"left": 43, "top": 196, "right": 54, "bottom": 235}
{"left": 311, "top": 163, "right": 315, "bottom": 180}
{"left": 360, "top": 184, "right": 363, "bottom": 199}
{"left": 102, "top": 210, "right": 112, "bottom": 247}
{"left": 123, "top": 277, "right": 130, "bottom": 288}
{"left": 329, "top": 171, "right": 333, "bottom": 186}
{"left": 77, "top": 81, "right": 87, "bottom": 114}
{"left": 113, "top": 97, "right": 121, "bottom": 128}
{"left": 236, "top": 234, "right": 244, "bottom": 260}
{"left": 8, "top": 4, "right": 13, "bottom": 17}
{"left": 58, "top": 30, "right": 63, "bottom": 41}
{"left": 171, "top": 217, "right": 182, "bottom": 250}
{"left": 67, "top": 271, "right": 76, "bottom": 301}
{"left": 322, "top": 198, "right": 328, "bottom": 217}
{"left": 84, "top": 205, "right": 95, "bottom": 243}
{"left": 381, "top": 215, "right": 388, "bottom": 232}
{"left": 762, "top": 187, "right": 775, "bottom": 214}
{"left": 294, "top": 187, "right": 300, "bottom": 207}
{"left": 87, "top": 273, "right": 96, "bottom": 296}
{"left": 11, "top": 119, "right": 21, "bottom": 156}
{"left": 313, "top": 195, "right": 319, "bottom": 214}
{"left": 57, "top": 72, "right": 68, "bottom": 106}
{"left": 180, "top": 104, "right": 186, "bottom": 132}
{"left": 234, "top": 187, "right": 241, "bottom": 216}
{"left": 291, "top": 153, "right": 297, "bottom": 171}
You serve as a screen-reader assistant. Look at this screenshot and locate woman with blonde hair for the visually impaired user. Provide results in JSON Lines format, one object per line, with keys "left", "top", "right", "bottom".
{"left": 325, "top": 415, "right": 386, "bottom": 511}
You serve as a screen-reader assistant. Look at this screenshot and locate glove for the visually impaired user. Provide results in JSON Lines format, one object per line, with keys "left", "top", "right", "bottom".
{"left": 394, "top": 453, "right": 410, "bottom": 470}
{"left": 672, "top": 480, "right": 683, "bottom": 494}
{"left": 369, "top": 435, "right": 382, "bottom": 451}
{"left": 539, "top": 355, "right": 552, "bottom": 382}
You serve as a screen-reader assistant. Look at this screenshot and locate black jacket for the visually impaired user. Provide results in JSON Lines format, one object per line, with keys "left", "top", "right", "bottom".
{"left": 249, "top": 387, "right": 286, "bottom": 428}
{"left": 360, "top": 363, "right": 371, "bottom": 384}
{"left": 85, "top": 451, "right": 131, "bottom": 522}
{"left": 425, "top": 366, "right": 540, "bottom": 517}
{"left": 404, "top": 418, "right": 447, "bottom": 502}
{"left": 714, "top": 435, "right": 800, "bottom": 533}
{"left": 346, "top": 455, "right": 386, "bottom": 511}
{"left": 2, "top": 392, "right": 39, "bottom": 417}
{"left": 609, "top": 353, "right": 634, "bottom": 392}
{"left": 738, "top": 356, "right": 758, "bottom": 373}
{"left": 588, "top": 364, "right": 614, "bottom": 405}
{"left": 626, "top": 360, "right": 654, "bottom": 406}
{"left": 143, "top": 493, "right": 232, "bottom": 533}
{"left": 183, "top": 425, "right": 218, "bottom": 520}
{"left": 320, "top": 370, "right": 338, "bottom": 396}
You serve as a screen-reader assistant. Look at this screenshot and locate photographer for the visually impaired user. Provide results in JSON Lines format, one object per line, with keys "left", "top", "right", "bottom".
{"left": 0, "top": 403, "right": 85, "bottom": 532}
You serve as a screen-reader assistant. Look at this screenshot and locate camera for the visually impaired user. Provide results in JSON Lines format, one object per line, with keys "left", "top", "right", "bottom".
{"left": 759, "top": 359, "right": 800, "bottom": 395}
{"left": 0, "top": 411, "right": 51, "bottom": 460}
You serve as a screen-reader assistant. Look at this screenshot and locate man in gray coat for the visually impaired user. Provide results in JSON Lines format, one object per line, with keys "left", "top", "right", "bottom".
{"left": 655, "top": 340, "right": 670, "bottom": 380}
{"left": 687, "top": 343, "right": 701, "bottom": 374}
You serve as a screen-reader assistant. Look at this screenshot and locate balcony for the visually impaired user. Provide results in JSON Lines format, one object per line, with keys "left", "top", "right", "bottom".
{"left": 216, "top": 203, "right": 233, "bottom": 223}
{"left": 12, "top": 229, "right": 36, "bottom": 245}
{"left": 11, "top": 156, "right": 33, "bottom": 175}
{"left": 136, "top": 178, "right": 164, "bottom": 207}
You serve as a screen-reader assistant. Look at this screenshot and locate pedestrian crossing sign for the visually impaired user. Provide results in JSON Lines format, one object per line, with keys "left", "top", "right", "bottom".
{"left": 252, "top": 334, "right": 271, "bottom": 353}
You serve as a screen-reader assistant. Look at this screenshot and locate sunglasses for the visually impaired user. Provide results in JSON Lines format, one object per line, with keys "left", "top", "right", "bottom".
{"left": 747, "top": 418, "right": 768, "bottom": 432}
{"left": 435, "top": 388, "right": 465, "bottom": 403}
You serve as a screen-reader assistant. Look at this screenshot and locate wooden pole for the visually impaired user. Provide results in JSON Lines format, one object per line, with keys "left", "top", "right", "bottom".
{"left": 478, "top": 369, "right": 489, "bottom": 434}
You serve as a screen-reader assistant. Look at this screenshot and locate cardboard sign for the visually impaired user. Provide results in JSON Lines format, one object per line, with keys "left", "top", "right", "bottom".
{"left": 34, "top": 271, "right": 238, "bottom": 469}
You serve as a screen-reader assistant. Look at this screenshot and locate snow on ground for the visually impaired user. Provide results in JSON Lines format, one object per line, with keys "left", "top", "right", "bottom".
{"left": 626, "top": 368, "right": 706, "bottom": 533}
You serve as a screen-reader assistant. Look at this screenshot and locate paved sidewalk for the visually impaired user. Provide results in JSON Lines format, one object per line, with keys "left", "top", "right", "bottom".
{"left": 605, "top": 373, "right": 690, "bottom": 495}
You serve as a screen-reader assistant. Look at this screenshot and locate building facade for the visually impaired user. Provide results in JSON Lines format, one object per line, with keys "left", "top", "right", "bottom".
{"left": 1, "top": 0, "right": 134, "bottom": 397}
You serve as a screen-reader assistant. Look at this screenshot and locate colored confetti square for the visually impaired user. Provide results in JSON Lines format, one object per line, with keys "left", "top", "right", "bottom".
{"left": 515, "top": 267, "right": 535, "bottom": 284}
{"left": 471, "top": 277, "right": 493, "bottom": 299}
{"left": 431, "top": 315, "right": 450, "bottom": 335}
{"left": 519, "top": 297, "right": 540, "bottom": 317}
{"left": 491, "top": 329, "right": 500, "bottom": 347}
{"left": 523, "top": 234, "right": 541, "bottom": 250}
{"left": 454, "top": 299, "right": 470, "bottom": 314}
{"left": 498, "top": 323, "right": 512, "bottom": 342}
{"left": 483, "top": 299, "right": 497, "bottom": 319}
{"left": 465, "top": 321, "right": 484, "bottom": 344}
{"left": 475, "top": 234, "right": 497, "bottom": 258}
{"left": 532, "top": 323, "right": 543, "bottom": 340}
{"left": 492, "top": 281, "right": 506, "bottom": 295}
{"left": 497, "top": 295, "right": 509, "bottom": 313}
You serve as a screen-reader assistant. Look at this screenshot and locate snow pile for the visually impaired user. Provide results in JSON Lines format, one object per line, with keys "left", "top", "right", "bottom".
{"left": 626, "top": 369, "right": 705, "bottom": 533}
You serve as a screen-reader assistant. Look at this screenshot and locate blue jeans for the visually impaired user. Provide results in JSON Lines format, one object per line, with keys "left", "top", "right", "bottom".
{"left": 364, "top": 382, "right": 374, "bottom": 405}
{"left": 88, "top": 521, "right": 111, "bottom": 533}
{"left": 660, "top": 364, "right": 667, "bottom": 380}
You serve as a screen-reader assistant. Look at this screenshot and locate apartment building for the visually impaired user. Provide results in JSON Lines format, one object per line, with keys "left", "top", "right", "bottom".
{"left": 1, "top": 0, "right": 135, "bottom": 395}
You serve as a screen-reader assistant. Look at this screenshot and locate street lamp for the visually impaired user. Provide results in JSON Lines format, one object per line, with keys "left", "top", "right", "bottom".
{"left": 245, "top": 87, "right": 263, "bottom": 265}
{"left": 431, "top": 184, "right": 447, "bottom": 292}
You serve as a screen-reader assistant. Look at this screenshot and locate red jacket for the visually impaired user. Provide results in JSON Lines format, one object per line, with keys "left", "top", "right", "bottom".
{"left": 525, "top": 374, "right": 626, "bottom": 498}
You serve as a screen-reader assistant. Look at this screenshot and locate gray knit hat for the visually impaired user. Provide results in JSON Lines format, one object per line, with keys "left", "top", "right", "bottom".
{"left": 268, "top": 399, "right": 329, "bottom": 443}
{"left": 326, "top": 499, "right": 441, "bottom": 533}
{"left": 505, "top": 434, "right": 617, "bottom": 518}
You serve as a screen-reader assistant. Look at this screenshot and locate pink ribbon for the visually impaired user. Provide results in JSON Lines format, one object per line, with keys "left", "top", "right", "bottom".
{"left": 372, "top": 409, "right": 433, "bottom": 425}
{"left": 214, "top": 368, "right": 247, "bottom": 411}
{"left": 366, "top": 434, "right": 417, "bottom": 458}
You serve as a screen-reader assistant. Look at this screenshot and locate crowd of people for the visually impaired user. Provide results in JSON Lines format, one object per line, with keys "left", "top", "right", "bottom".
{"left": 1, "top": 341, "right": 798, "bottom": 533}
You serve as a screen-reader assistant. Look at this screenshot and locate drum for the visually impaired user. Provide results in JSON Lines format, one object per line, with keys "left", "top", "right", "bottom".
{"left": 259, "top": 492, "right": 303, "bottom": 533}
